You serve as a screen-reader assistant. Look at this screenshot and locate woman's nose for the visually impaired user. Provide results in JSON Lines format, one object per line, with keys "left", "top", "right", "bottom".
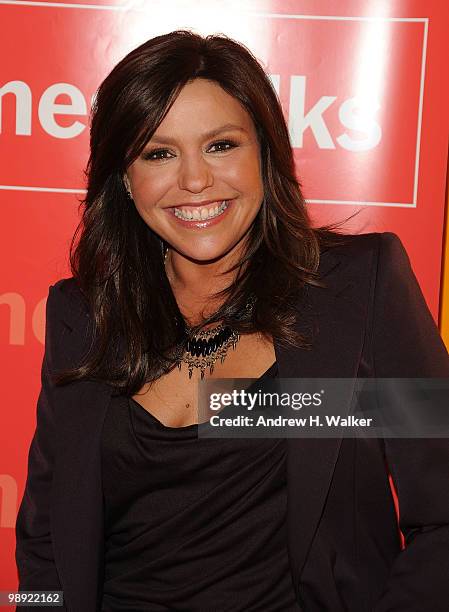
{"left": 178, "top": 155, "right": 213, "bottom": 193}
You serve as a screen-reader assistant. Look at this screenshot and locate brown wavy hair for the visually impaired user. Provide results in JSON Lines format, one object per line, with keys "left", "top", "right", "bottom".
{"left": 55, "top": 29, "right": 354, "bottom": 394}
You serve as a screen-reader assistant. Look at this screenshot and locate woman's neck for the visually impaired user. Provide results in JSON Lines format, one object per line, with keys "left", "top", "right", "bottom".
{"left": 164, "top": 247, "right": 242, "bottom": 326}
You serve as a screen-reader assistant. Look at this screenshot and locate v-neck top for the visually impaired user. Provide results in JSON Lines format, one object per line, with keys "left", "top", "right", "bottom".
{"left": 100, "top": 361, "right": 303, "bottom": 611}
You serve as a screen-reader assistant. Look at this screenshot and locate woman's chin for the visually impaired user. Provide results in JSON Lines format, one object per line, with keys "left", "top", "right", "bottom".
{"left": 181, "top": 251, "right": 230, "bottom": 265}
{"left": 168, "top": 243, "right": 241, "bottom": 265}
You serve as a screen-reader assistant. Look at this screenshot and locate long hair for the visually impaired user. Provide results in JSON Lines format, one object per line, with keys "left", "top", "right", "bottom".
{"left": 55, "top": 29, "right": 353, "bottom": 394}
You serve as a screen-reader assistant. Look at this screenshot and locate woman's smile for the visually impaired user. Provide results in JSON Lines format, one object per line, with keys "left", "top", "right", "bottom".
{"left": 166, "top": 198, "right": 234, "bottom": 229}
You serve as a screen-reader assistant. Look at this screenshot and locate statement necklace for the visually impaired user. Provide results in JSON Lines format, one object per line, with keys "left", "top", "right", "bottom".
{"left": 164, "top": 247, "right": 255, "bottom": 380}
{"left": 182, "top": 322, "right": 241, "bottom": 379}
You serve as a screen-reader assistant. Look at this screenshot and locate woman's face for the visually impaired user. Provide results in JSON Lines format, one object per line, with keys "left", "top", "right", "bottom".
{"left": 125, "top": 78, "right": 264, "bottom": 263}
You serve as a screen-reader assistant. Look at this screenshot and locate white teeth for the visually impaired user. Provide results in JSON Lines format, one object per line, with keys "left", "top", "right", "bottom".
{"left": 174, "top": 201, "right": 228, "bottom": 221}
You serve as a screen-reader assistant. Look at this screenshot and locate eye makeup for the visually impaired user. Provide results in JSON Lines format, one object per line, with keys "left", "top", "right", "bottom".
{"left": 141, "top": 138, "right": 240, "bottom": 162}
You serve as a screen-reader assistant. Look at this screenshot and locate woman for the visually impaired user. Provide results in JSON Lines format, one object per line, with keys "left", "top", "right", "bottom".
{"left": 15, "top": 30, "right": 449, "bottom": 612}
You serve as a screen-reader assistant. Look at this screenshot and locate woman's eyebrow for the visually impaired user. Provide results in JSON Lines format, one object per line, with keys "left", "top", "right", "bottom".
{"left": 149, "top": 124, "right": 247, "bottom": 145}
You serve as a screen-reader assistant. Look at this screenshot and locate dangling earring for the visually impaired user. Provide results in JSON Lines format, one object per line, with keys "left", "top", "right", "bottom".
{"left": 123, "top": 176, "right": 133, "bottom": 201}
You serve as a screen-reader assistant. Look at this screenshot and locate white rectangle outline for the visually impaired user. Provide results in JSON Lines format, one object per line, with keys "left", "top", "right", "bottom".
{"left": 0, "top": 1, "right": 429, "bottom": 208}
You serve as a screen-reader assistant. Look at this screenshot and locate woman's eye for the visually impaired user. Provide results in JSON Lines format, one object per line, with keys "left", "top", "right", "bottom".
{"left": 211, "top": 140, "right": 237, "bottom": 153}
{"left": 143, "top": 149, "right": 173, "bottom": 161}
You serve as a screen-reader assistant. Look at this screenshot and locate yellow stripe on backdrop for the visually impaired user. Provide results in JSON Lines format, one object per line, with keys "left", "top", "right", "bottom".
{"left": 440, "top": 172, "right": 449, "bottom": 348}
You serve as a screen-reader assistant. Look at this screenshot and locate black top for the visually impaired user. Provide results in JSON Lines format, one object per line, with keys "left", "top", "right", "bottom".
{"left": 101, "top": 361, "right": 302, "bottom": 611}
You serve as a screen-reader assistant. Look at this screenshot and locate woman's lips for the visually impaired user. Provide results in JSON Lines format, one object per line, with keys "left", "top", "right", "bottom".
{"left": 166, "top": 199, "right": 233, "bottom": 229}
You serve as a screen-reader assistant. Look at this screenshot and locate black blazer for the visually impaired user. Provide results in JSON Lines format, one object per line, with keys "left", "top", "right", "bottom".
{"left": 15, "top": 232, "right": 449, "bottom": 612}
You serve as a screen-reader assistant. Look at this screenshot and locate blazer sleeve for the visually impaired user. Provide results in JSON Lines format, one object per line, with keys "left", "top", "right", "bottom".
{"left": 15, "top": 285, "right": 65, "bottom": 599}
{"left": 372, "top": 233, "right": 449, "bottom": 612}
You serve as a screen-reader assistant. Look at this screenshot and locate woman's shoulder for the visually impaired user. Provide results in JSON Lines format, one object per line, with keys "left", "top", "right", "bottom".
{"left": 318, "top": 230, "right": 403, "bottom": 256}
{"left": 46, "top": 276, "right": 89, "bottom": 330}
{"left": 317, "top": 230, "right": 405, "bottom": 274}
{"left": 51, "top": 276, "right": 83, "bottom": 296}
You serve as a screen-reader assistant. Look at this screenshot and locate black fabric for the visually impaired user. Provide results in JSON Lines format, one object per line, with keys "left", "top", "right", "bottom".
{"left": 101, "top": 360, "right": 302, "bottom": 611}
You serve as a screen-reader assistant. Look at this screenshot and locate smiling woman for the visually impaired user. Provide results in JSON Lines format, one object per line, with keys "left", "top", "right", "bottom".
{"left": 124, "top": 79, "right": 264, "bottom": 267}
{"left": 15, "top": 29, "right": 449, "bottom": 612}
{"left": 52, "top": 29, "right": 346, "bottom": 390}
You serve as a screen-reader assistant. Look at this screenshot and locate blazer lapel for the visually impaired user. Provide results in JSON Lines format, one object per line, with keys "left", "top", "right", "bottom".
{"left": 276, "top": 245, "right": 372, "bottom": 596}
{"left": 50, "top": 286, "right": 113, "bottom": 611}
{"left": 52, "top": 378, "right": 111, "bottom": 611}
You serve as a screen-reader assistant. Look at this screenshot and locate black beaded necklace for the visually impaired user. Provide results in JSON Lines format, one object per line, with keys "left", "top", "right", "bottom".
{"left": 182, "top": 322, "right": 241, "bottom": 379}
{"left": 164, "top": 246, "right": 255, "bottom": 379}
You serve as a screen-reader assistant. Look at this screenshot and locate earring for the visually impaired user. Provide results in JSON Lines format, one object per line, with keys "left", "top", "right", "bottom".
{"left": 123, "top": 176, "right": 133, "bottom": 201}
{"left": 161, "top": 240, "right": 168, "bottom": 259}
